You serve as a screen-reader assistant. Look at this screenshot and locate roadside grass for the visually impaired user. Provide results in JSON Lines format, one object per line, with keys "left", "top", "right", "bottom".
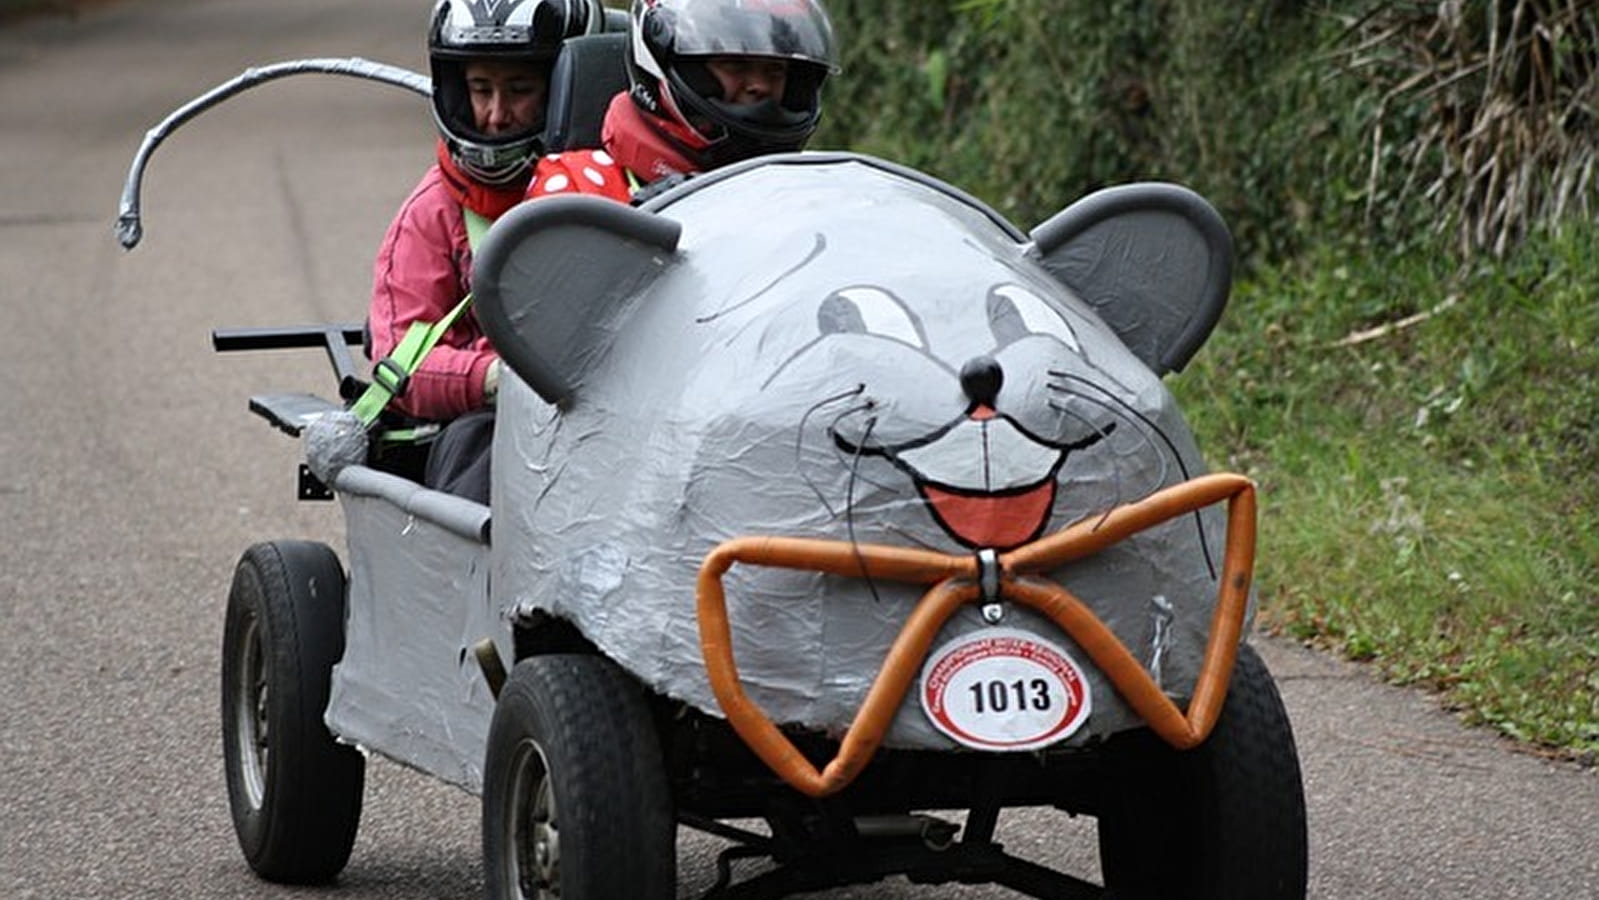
{"left": 1174, "top": 221, "right": 1599, "bottom": 761}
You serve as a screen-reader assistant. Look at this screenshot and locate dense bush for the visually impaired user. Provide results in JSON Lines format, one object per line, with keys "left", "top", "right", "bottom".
{"left": 1330, "top": 0, "right": 1597, "bottom": 257}
{"left": 815, "top": 0, "right": 1355, "bottom": 262}
{"left": 815, "top": 0, "right": 1596, "bottom": 264}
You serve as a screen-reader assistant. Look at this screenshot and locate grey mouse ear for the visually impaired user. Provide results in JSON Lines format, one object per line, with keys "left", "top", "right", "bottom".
{"left": 1026, "top": 183, "right": 1232, "bottom": 375}
{"left": 473, "top": 194, "right": 681, "bottom": 406}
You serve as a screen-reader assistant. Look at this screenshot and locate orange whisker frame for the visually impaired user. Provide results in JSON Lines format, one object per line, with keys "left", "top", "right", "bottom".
{"left": 696, "top": 472, "right": 1257, "bottom": 798}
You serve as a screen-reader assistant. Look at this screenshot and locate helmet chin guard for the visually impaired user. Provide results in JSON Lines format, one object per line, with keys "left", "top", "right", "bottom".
{"left": 664, "top": 62, "right": 827, "bottom": 167}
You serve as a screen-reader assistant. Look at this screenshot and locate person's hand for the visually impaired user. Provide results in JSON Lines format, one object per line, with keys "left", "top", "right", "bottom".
{"left": 483, "top": 357, "right": 503, "bottom": 406}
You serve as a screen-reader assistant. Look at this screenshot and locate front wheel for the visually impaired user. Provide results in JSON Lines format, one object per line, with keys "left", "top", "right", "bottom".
{"left": 482, "top": 654, "right": 675, "bottom": 899}
{"left": 1096, "top": 641, "right": 1308, "bottom": 899}
{"left": 221, "top": 540, "right": 364, "bottom": 884}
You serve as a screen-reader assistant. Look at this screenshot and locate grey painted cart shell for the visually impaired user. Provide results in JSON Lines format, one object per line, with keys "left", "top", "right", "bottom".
{"left": 290, "top": 151, "right": 1242, "bottom": 793}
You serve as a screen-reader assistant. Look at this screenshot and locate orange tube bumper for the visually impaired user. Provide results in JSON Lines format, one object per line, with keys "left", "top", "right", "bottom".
{"left": 695, "top": 472, "right": 1257, "bottom": 798}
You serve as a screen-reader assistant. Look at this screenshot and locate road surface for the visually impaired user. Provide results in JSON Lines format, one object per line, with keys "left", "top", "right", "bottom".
{"left": 1, "top": 1, "right": 1593, "bottom": 897}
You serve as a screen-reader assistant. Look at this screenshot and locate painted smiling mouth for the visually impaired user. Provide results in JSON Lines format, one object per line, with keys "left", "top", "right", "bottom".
{"left": 836, "top": 411, "right": 1113, "bottom": 550}
{"left": 881, "top": 415, "right": 1070, "bottom": 549}
{"left": 918, "top": 479, "right": 1058, "bottom": 550}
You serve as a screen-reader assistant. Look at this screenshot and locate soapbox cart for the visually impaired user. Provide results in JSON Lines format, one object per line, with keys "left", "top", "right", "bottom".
{"left": 118, "top": 34, "right": 1308, "bottom": 900}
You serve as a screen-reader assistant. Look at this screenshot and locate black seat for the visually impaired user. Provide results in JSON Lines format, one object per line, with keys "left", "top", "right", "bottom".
{"left": 542, "top": 32, "right": 631, "bottom": 153}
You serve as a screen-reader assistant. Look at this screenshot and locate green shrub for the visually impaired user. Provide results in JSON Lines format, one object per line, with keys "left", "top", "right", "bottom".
{"left": 817, "top": 0, "right": 1371, "bottom": 262}
{"left": 818, "top": 0, "right": 1596, "bottom": 265}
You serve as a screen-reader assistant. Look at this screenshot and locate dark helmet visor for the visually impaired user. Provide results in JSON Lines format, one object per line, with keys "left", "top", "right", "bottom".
{"left": 660, "top": 0, "right": 838, "bottom": 71}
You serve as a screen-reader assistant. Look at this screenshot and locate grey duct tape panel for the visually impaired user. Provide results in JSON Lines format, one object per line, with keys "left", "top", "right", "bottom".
{"left": 478, "top": 153, "right": 1243, "bottom": 749}
{"left": 324, "top": 468, "right": 501, "bottom": 792}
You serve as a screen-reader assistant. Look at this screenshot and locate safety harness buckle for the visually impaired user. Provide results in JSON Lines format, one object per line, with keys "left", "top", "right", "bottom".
{"left": 371, "top": 357, "right": 410, "bottom": 398}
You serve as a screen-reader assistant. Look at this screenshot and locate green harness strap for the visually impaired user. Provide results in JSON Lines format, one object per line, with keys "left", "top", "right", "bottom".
{"left": 351, "top": 207, "right": 494, "bottom": 427}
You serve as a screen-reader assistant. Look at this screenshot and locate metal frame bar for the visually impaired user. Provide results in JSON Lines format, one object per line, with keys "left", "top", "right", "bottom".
{"left": 213, "top": 323, "right": 367, "bottom": 398}
{"left": 116, "top": 57, "right": 429, "bottom": 250}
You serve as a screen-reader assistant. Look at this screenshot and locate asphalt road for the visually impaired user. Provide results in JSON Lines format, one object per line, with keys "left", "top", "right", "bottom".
{"left": 1, "top": 1, "right": 1594, "bottom": 897}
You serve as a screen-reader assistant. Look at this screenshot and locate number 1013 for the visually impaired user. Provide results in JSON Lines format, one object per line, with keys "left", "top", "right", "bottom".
{"left": 968, "top": 678, "right": 1053, "bottom": 714}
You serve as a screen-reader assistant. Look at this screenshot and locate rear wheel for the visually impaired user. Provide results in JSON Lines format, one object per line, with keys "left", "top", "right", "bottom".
{"left": 482, "top": 654, "right": 674, "bottom": 899}
{"left": 1097, "top": 642, "right": 1307, "bottom": 899}
{"left": 221, "top": 540, "right": 364, "bottom": 883}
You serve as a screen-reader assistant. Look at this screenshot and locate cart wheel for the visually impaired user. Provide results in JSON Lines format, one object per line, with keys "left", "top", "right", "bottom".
{"left": 221, "top": 540, "right": 364, "bottom": 883}
{"left": 483, "top": 654, "right": 674, "bottom": 900}
{"left": 1097, "top": 642, "right": 1307, "bottom": 899}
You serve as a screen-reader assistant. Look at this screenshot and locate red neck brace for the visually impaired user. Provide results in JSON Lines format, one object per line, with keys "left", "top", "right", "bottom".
{"left": 434, "top": 140, "right": 530, "bottom": 221}
{"left": 600, "top": 93, "right": 705, "bottom": 184}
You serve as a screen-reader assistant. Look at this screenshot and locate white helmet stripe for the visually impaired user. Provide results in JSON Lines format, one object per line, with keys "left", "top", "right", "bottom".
{"left": 445, "top": 0, "right": 535, "bottom": 28}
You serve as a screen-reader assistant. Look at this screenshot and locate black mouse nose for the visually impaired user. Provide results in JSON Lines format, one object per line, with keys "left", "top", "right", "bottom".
{"left": 960, "top": 355, "right": 1003, "bottom": 408}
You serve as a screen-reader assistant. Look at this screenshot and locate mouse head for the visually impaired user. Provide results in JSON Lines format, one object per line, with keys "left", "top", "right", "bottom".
{"left": 474, "top": 153, "right": 1238, "bottom": 744}
{"left": 474, "top": 154, "right": 1231, "bottom": 553}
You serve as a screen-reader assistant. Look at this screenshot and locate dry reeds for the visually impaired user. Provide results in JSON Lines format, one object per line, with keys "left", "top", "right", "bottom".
{"left": 1338, "top": 0, "right": 1597, "bottom": 257}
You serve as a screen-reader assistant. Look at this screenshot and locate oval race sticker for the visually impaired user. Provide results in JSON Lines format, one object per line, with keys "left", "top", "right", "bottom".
{"left": 920, "top": 628, "right": 1092, "bottom": 751}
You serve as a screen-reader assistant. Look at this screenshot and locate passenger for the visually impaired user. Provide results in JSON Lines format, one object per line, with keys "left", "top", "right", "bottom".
{"left": 527, "top": 0, "right": 838, "bottom": 203}
{"left": 365, "top": 0, "right": 603, "bottom": 503}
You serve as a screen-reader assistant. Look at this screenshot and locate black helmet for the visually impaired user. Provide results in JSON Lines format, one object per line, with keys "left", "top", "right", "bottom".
{"left": 626, "top": 0, "right": 838, "bottom": 169}
{"left": 429, "top": 0, "right": 605, "bottom": 184}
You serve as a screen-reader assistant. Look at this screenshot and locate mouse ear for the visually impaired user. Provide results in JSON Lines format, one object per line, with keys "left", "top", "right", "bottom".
{"left": 1026, "top": 183, "right": 1232, "bottom": 375}
{"left": 472, "top": 194, "right": 682, "bottom": 406}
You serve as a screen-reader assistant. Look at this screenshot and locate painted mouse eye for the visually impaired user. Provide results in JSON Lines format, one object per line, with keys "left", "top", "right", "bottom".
{"left": 817, "top": 287, "right": 925, "bottom": 347}
{"left": 988, "top": 284, "right": 1080, "bottom": 353}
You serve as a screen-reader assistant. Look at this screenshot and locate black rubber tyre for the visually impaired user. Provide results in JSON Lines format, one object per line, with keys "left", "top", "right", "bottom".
{"left": 482, "top": 654, "right": 675, "bottom": 900}
{"left": 221, "top": 540, "right": 365, "bottom": 884}
{"left": 1097, "top": 642, "right": 1308, "bottom": 899}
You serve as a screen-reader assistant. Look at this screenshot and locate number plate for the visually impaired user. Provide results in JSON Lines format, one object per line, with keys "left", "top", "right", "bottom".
{"left": 919, "top": 628, "right": 1092, "bottom": 751}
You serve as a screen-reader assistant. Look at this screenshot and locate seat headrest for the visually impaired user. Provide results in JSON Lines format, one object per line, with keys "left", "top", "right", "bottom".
{"left": 542, "top": 32, "right": 631, "bottom": 154}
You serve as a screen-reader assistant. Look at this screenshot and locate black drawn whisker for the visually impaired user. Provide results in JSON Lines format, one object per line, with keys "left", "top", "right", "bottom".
{"left": 847, "top": 415, "right": 885, "bottom": 605}
{"left": 1052, "top": 373, "right": 1218, "bottom": 578}
{"left": 879, "top": 523, "right": 945, "bottom": 552}
{"left": 826, "top": 404, "right": 899, "bottom": 494}
{"left": 1047, "top": 384, "right": 1172, "bottom": 495}
{"left": 1047, "top": 393, "right": 1133, "bottom": 521}
{"left": 796, "top": 385, "right": 867, "bottom": 515}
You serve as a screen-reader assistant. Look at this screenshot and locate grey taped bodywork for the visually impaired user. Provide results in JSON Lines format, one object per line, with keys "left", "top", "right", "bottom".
{"left": 303, "top": 408, "right": 369, "bottom": 484}
{"left": 323, "top": 465, "right": 501, "bottom": 791}
{"left": 476, "top": 153, "right": 1244, "bottom": 750}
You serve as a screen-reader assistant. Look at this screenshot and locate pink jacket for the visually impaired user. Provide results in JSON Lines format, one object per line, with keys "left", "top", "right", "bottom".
{"left": 368, "top": 164, "right": 495, "bottom": 421}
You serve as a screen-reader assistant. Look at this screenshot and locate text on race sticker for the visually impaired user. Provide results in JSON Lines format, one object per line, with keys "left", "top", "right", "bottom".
{"left": 920, "top": 628, "right": 1092, "bottom": 751}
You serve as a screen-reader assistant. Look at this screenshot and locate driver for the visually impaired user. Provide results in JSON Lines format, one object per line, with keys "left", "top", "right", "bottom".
{"left": 526, "top": 0, "right": 838, "bottom": 203}
{"left": 405, "top": 0, "right": 836, "bottom": 502}
{"left": 365, "top": 0, "right": 605, "bottom": 502}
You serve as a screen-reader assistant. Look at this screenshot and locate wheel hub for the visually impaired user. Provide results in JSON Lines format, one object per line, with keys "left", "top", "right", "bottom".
{"left": 510, "top": 740, "right": 559, "bottom": 898}
{"left": 233, "top": 613, "right": 269, "bottom": 810}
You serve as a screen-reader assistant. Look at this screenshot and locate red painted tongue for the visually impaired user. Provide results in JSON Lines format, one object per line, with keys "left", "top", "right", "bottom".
{"left": 921, "top": 481, "right": 1056, "bottom": 550}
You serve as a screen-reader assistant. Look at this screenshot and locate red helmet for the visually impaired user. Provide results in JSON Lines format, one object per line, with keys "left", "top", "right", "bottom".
{"left": 429, "top": 0, "right": 605, "bottom": 184}
{"left": 625, "top": 0, "right": 838, "bottom": 169}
